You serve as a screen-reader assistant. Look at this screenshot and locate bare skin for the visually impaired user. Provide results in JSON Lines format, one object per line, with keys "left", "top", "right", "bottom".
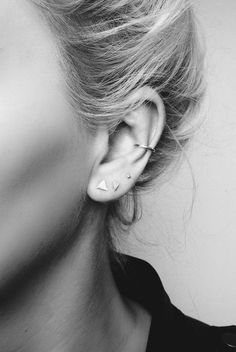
{"left": 0, "top": 203, "right": 151, "bottom": 352}
{"left": 0, "top": 1, "right": 165, "bottom": 351}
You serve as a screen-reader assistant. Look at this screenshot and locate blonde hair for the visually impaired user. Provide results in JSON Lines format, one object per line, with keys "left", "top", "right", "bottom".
{"left": 33, "top": 0, "right": 205, "bottom": 264}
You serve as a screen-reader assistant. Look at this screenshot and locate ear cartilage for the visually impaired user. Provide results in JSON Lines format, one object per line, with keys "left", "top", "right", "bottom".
{"left": 126, "top": 173, "right": 131, "bottom": 179}
{"left": 96, "top": 180, "right": 108, "bottom": 191}
{"left": 112, "top": 181, "right": 120, "bottom": 191}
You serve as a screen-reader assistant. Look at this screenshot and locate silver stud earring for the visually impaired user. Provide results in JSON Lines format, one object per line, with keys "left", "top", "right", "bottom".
{"left": 96, "top": 180, "right": 108, "bottom": 191}
{"left": 112, "top": 181, "right": 120, "bottom": 191}
{"left": 126, "top": 173, "right": 131, "bottom": 179}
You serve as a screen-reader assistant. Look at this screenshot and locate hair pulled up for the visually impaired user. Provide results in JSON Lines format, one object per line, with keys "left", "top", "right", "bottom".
{"left": 33, "top": 0, "right": 206, "bottom": 263}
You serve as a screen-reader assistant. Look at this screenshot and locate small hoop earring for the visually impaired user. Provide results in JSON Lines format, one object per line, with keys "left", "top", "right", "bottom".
{"left": 134, "top": 143, "right": 155, "bottom": 153}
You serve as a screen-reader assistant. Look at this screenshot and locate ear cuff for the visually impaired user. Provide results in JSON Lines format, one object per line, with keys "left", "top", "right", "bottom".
{"left": 134, "top": 143, "right": 156, "bottom": 153}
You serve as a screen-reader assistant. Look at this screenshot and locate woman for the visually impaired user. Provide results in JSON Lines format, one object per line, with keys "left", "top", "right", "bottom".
{"left": 0, "top": 0, "right": 235, "bottom": 351}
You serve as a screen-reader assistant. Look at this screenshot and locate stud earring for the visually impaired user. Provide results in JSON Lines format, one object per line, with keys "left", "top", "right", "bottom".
{"left": 96, "top": 180, "right": 108, "bottom": 191}
{"left": 126, "top": 173, "right": 131, "bottom": 179}
{"left": 112, "top": 181, "right": 120, "bottom": 191}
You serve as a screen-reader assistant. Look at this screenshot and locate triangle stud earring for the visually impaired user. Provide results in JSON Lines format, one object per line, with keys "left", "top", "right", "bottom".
{"left": 96, "top": 180, "right": 108, "bottom": 191}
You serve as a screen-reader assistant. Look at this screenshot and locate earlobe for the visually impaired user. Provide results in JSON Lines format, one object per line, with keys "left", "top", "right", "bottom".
{"left": 87, "top": 155, "right": 137, "bottom": 202}
{"left": 87, "top": 86, "right": 166, "bottom": 203}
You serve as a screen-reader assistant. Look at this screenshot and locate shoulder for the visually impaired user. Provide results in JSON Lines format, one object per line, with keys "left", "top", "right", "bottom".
{"left": 111, "top": 252, "right": 169, "bottom": 313}
{"left": 112, "top": 252, "right": 236, "bottom": 352}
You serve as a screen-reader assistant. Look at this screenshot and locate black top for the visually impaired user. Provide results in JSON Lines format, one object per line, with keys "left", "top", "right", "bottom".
{"left": 110, "top": 253, "right": 236, "bottom": 352}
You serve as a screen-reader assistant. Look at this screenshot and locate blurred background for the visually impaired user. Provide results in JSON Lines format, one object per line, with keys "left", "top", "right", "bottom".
{"left": 120, "top": 0, "right": 236, "bottom": 325}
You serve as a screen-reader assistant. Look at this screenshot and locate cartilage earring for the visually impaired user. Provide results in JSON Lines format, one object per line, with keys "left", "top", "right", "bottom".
{"left": 134, "top": 143, "right": 155, "bottom": 153}
{"left": 126, "top": 173, "right": 131, "bottom": 179}
{"left": 112, "top": 181, "right": 120, "bottom": 191}
{"left": 96, "top": 180, "right": 108, "bottom": 191}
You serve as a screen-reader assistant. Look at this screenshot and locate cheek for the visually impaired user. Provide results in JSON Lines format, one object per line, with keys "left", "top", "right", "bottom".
{"left": 0, "top": 57, "right": 90, "bottom": 283}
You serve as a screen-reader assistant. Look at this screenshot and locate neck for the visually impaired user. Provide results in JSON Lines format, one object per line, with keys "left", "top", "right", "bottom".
{"left": 0, "top": 204, "right": 138, "bottom": 352}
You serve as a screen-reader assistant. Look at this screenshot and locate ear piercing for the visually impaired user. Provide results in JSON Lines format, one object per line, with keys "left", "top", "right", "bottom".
{"left": 96, "top": 179, "right": 121, "bottom": 192}
{"left": 96, "top": 180, "right": 108, "bottom": 191}
{"left": 96, "top": 144, "right": 154, "bottom": 192}
{"left": 134, "top": 143, "right": 155, "bottom": 153}
{"left": 112, "top": 181, "right": 120, "bottom": 191}
{"left": 96, "top": 174, "right": 131, "bottom": 192}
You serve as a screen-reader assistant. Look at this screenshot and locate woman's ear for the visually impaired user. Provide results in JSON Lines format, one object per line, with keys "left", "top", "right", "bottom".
{"left": 87, "top": 86, "right": 166, "bottom": 202}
